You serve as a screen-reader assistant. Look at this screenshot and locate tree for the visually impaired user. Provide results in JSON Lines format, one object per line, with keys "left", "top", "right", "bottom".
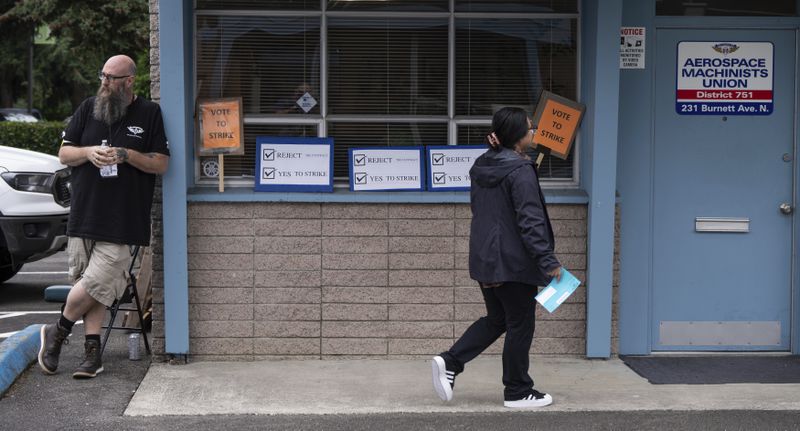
{"left": 0, "top": 0, "right": 31, "bottom": 108}
{"left": 0, "top": 0, "right": 149, "bottom": 120}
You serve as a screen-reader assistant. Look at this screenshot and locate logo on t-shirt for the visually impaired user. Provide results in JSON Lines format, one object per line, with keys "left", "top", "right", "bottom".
{"left": 126, "top": 126, "right": 144, "bottom": 139}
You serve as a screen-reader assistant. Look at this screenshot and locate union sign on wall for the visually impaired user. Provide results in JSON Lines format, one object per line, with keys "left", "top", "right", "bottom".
{"left": 676, "top": 41, "right": 773, "bottom": 115}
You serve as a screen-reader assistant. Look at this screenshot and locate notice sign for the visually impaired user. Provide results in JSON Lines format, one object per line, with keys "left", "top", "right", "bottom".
{"left": 531, "top": 91, "right": 586, "bottom": 159}
{"left": 198, "top": 98, "right": 244, "bottom": 155}
{"left": 255, "top": 137, "right": 333, "bottom": 192}
{"left": 426, "top": 146, "right": 486, "bottom": 191}
{"left": 677, "top": 41, "right": 773, "bottom": 115}
{"left": 350, "top": 147, "right": 424, "bottom": 192}
{"left": 620, "top": 27, "right": 645, "bottom": 69}
{"left": 296, "top": 92, "right": 318, "bottom": 113}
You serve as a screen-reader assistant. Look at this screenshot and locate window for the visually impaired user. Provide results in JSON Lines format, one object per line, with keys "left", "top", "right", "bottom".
{"left": 455, "top": 18, "right": 578, "bottom": 116}
{"left": 656, "top": 0, "right": 797, "bottom": 16}
{"left": 328, "top": 0, "right": 448, "bottom": 12}
{"left": 197, "top": 1, "right": 320, "bottom": 11}
{"left": 196, "top": 16, "right": 321, "bottom": 115}
{"left": 194, "top": 1, "right": 579, "bottom": 185}
{"left": 327, "top": 18, "right": 448, "bottom": 116}
{"left": 455, "top": 0, "right": 577, "bottom": 13}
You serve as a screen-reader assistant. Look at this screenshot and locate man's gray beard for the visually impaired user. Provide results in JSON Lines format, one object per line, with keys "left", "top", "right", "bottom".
{"left": 93, "top": 87, "right": 128, "bottom": 125}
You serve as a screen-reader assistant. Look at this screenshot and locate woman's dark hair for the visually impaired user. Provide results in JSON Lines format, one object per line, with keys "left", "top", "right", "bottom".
{"left": 487, "top": 107, "right": 530, "bottom": 151}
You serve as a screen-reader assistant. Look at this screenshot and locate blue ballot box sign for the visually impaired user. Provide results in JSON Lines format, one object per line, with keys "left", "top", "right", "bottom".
{"left": 535, "top": 268, "right": 582, "bottom": 313}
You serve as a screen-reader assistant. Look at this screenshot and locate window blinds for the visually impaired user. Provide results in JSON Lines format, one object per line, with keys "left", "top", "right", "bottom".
{"left": 194, "top": 2, "right": 580, "bottom": 184}
{"left": 196, "top": 16, "right": 321, "bottom": 115}
{"left": 455, "top": 18, "right": 578, "bottom": 116}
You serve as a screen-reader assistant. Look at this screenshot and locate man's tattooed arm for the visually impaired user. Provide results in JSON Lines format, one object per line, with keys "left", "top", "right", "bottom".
{"left": 119, "top": 149, "right": 169, "bottom": 174}
{"left": 115, "top": 148, "right": 129, "bottom": 163}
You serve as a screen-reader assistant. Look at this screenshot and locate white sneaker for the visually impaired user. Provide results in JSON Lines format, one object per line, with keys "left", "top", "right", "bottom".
{"left": 431, "top": 355, "right": 455, "bottom": 401}
{"left": 503, "top": 390, "right": 553, "bottom": 408}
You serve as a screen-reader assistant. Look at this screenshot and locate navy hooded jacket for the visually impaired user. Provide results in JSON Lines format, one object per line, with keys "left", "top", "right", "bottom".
{"left": 468, "top": 147, "right": 559, "bottom": 287}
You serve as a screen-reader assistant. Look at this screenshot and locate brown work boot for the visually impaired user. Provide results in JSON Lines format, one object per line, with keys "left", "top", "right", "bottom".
{"left": 72, "top": 339, "right": 104, "bottom": 379}
{"left": 38, "top": 323, "right": 70, "bottom": 374}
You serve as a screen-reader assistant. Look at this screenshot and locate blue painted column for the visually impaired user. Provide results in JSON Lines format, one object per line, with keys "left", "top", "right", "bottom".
{"left": 795, "top": 9, "right": 800, "bottom": 355}
{"left": 158, "top": 0, "right": 190, "bottom": 355}
{"left": 581, "top": 0, "right": 622, "bottom": 358}
{"left": 616, "top": 0, "right": 654, "bottom": 355}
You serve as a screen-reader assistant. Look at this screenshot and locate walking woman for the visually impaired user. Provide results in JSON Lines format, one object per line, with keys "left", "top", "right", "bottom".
{"left": 432, "top": 107, "right": 561, "bottom": 408}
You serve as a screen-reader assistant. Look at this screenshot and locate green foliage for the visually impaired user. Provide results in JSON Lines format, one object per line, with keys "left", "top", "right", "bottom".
{"left": 0, "top": 0, "right": 32, "bottom": 108}
{"left": 0, "top": 121, "right": 65, "bottom": 156}
{"left": 0, "top": 0, "right": 150, "bottom": 120}
{"left": 133, "top": 49, "right": 151, "bottom": 100}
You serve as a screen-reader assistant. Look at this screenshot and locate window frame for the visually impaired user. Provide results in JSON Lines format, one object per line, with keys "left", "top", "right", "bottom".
{"left": 193, "top": 0, "right": 581, "bottom": 189}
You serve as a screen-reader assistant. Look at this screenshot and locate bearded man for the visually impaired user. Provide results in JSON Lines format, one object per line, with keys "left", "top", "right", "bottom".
{"left": 38, "top": 55, "right": 170, "bottom": 379}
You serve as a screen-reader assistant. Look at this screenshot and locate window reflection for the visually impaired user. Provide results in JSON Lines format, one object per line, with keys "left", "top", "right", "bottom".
{"left": 328, "top": 0, "right": 448, "bottom": 12}
{"left": 196, "top": 16, "right": 321, "bottom": 115}
{"left": 656, "top": 0, "right": 796, "bottom": 16}
{"left": 456, "top": 19, "right": 577, "bottom": 116}
{"left": 455, "top": 0, "right": 577, "bottom": 13}
{"left": 197, "top": 0, "right": 320, "bottom": 10}
{"left": 328, "top": 18, "right": 448, "bottom": 115}
{"left": 194, "top": 6, "right": 580, "bottom": 183}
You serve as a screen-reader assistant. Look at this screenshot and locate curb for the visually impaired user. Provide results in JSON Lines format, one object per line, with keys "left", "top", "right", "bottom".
{"left": 0, "top": 324, "right": 42, "bottom": 396}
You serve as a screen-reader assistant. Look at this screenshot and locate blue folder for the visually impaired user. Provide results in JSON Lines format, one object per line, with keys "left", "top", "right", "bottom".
{"left": 535, "top": 268, "right": 582, "bottom": 313}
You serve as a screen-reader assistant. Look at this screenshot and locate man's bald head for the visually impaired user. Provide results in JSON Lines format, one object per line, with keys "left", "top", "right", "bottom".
{"left": 94, "top": 55, "right": 137, "bottom": 125}
{"left": 104, "top": 55, "right": 136, "bottom": 77}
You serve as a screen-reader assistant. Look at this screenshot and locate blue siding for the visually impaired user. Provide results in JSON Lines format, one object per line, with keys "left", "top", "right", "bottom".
{"left": 581, "top": 0, "right": 622, "bottom": 358}
{"left": 159, "top": 0, "right": 191, "bottom": 354}
{"left": 617, "top": 0, "right": 655, "bottom": 355}
{"left": 794, "top": 24, "right": 800, "bottom": 355}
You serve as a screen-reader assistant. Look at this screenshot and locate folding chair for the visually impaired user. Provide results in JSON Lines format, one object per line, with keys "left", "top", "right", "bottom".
{"left": 100, "top": 245, "right": 151, "bottom": 357}
{"left": 44, "top": 244, "right": 152, "bottom": 357}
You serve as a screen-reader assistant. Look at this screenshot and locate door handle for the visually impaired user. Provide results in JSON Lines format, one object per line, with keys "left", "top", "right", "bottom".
{"left": 779, "top": 203, "right": 793, "bottom": 215}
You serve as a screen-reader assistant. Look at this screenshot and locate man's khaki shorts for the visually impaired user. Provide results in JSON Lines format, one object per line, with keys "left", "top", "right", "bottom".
{"left": 67, "top": 237, "right": 132, "bottom": 307}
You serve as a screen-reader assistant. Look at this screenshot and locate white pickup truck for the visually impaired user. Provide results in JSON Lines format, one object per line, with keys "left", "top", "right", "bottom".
{"left": 0, "top": 145, "right": 71, "bottom": 283}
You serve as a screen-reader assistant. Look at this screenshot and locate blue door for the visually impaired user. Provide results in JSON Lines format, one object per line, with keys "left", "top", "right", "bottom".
{"left": 652, "top": 29, "right": 795, "bottom": 351}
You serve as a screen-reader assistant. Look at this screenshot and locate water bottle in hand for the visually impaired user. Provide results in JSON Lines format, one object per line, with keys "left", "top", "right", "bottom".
{"left": 99, "top": 139, "right": 118, "bottom": 178}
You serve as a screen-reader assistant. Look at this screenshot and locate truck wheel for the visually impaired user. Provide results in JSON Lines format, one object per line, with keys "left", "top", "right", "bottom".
{"left": 0, "top": 263, "right": 22, "bottom": 284}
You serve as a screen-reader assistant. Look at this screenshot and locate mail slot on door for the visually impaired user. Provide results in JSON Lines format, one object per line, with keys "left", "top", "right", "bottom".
{"left": 695, "top": 217, "right": 750, "bottom": 233}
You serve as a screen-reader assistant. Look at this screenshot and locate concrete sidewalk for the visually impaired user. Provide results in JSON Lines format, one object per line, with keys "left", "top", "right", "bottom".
{"left": 124, "top": 356, "right": 800, "bottom": 416}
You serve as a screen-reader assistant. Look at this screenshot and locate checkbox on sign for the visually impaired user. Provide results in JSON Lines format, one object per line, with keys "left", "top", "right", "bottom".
{"left": 354, "top": 154, "right": 366, "bottom": 166}
{"left": 432, "top": 153, "right": 444, "bottom": 165}
{"left": 263, "top": 167, "right": 276, "bottom": 180}
{"left": 263, "top": 148, "right": 275, "bottom": 161}
{"left": 433, "top": 172, "right": 446, "bottom": 185}
{"left": 355, "top": 172, "right": 367, "bottom": 185}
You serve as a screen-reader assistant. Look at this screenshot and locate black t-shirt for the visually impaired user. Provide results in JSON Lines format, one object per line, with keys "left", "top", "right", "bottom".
{"left": 62, "top": 96, "right": 170, "bottom": 246}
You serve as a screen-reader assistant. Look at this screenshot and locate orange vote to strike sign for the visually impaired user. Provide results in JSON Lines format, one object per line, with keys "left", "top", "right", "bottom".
{"left": 198, "top": 98, "right": 244, "bottom": 155}
{"left": 531, "top": 91, "right": 585, "bottom": 159}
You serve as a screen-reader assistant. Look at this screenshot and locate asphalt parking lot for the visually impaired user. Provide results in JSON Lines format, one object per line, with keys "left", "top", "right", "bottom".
{"left": 1, "top": 252, "right": 69, "bottom": 340}
{"left": 0, "top": 251, "right": 155, "bottom": 430}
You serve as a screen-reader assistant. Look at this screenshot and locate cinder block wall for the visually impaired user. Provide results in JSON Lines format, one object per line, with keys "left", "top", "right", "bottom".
{"left": 151, "top": 203, "right": 590, "bottom": 360}
{"left": 148, "top": 0, "right": 166, "bottom": 356}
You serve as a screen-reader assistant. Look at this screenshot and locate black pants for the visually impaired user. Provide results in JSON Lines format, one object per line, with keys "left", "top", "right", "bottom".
{"left": 442, "top": 282, "right": 537, "bottom": 400}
